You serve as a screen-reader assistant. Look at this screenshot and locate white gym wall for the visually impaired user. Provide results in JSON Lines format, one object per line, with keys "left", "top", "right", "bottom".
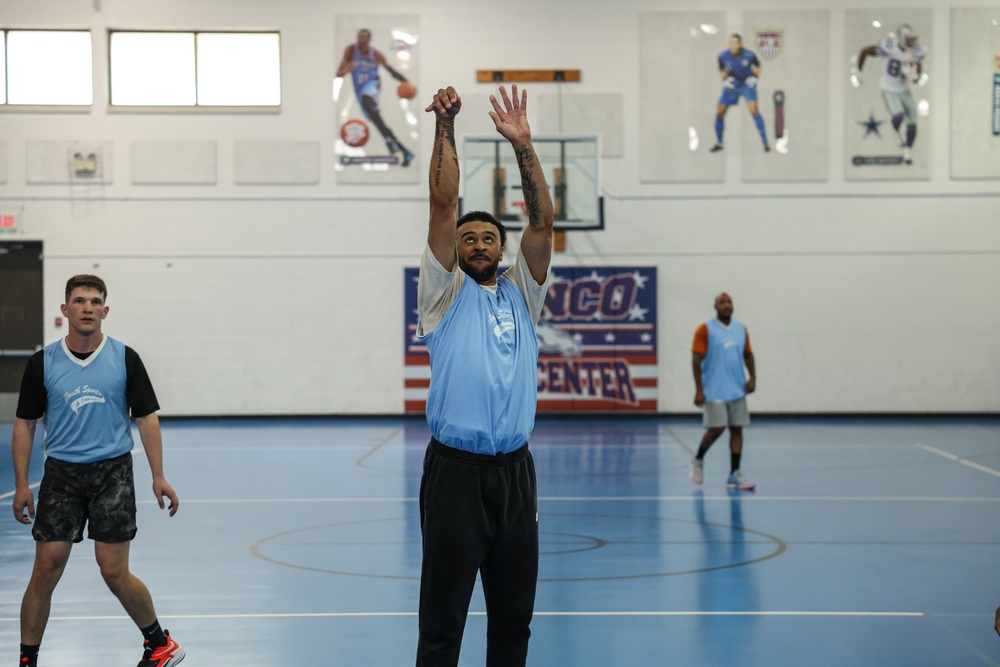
{"left": 0, "top": 0, "right": 996, "bottom": 415}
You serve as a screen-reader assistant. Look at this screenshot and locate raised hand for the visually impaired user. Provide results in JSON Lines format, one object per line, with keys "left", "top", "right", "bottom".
{"left": 489, "top": 84, "right": 530, "bottom": 145}
{"left": 425, "top": 86, "right": 462, "bottom": 118}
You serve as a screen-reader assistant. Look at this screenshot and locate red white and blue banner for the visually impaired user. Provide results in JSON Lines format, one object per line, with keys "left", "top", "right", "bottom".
{"left": 404, "top": 266, "right": 658, "bottom": 413}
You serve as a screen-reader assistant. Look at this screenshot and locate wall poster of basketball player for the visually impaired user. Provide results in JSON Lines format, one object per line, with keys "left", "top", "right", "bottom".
{"left": 845, "top": 9, "right": 933, "bottom": 181}
{"left": 949, "top": 8, "right": 1000, "bottom": 180}
{"left": 741, "top": 10, "right": 830, "bottom": 183}
{"left": 334, "top": 14, "right": 420, "bottom": 184}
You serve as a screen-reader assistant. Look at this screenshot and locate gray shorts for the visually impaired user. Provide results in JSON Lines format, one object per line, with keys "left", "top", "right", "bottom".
{"left": 703, "top": 397, "right": 750, "bottom": 429}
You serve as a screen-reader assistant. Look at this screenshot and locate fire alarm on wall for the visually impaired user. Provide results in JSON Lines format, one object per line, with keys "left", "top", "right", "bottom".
{"left": 55, "top": 317, "right": 63, "bottom": 327}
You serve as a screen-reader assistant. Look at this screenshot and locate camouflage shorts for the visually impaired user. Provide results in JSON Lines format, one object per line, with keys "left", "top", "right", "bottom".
{"left": 33, "top": 452, "right": 137, "bottom": 543}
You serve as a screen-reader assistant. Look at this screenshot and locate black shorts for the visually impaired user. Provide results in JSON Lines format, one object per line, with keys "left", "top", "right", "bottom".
{"left": 33, "top": 452, "right": 138, "bottom": 543}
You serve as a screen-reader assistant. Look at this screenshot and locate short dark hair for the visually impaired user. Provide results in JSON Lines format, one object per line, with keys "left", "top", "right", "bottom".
{"left": 457, "top": 210, "right": 506, "bottom": 247}
{"left": 358, "top": 28, "right": 371, "bottom": 38}
{"left": 65, "top": 274, "right": 107, "bottom": 303}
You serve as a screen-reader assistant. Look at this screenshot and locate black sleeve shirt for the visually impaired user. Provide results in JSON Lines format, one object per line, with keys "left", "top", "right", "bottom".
{"left": 16, "top": 345, "right": 160, "bottom": 420}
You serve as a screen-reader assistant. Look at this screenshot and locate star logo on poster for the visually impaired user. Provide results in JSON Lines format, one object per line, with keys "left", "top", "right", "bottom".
{"left": 628, "top": 304, "right": 649, "bottom": 321}
{"left": 858, "top": 112, "right": 885, "bottom": 139}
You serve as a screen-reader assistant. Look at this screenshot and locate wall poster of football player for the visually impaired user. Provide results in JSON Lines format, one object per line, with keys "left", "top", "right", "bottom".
{"left": 950, "top": 8, "right": 1000, "bottom": 180}
{"left": 334, "top": 14, "right": 420, "bottom": 184}
{"left": 740, "top": 10, "right": 830, "bottom": 183}
{"left": 845, "top": 9, "right": 932, "bottom": 181}
{"left": 639, "top": 11, "right": 726, "bottom": 183}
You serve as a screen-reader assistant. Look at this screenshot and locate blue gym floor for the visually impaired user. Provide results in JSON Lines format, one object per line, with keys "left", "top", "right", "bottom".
{"left": 2, "top": 416, "right": 999, "bottom": 666}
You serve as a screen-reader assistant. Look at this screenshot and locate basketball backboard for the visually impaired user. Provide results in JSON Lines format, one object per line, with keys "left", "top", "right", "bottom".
{"left": 460, "top": 134, "right": 603, "bottom": 231}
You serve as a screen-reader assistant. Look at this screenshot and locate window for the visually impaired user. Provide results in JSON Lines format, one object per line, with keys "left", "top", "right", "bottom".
{"left": 109, "top": 31, "right": 281, "bottom": 107}
{"left": 2, "top": 30, "right": 93, "bottom": 106}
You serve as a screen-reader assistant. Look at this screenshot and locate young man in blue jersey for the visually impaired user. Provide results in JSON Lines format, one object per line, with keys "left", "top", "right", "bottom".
{"left": 11, "top": 275, "right": 184, "bottom": 667}
{"left": 689, "top": 292, "right": 757, "bottom": 491}
{"left": 415, "top": 84, "right": 553, "bottom": 667}
{"left": 336, "top": 28, "right": 415, "bottom": 166}
{"left": 711, "top": 34, "right": 770, "bottom": 153}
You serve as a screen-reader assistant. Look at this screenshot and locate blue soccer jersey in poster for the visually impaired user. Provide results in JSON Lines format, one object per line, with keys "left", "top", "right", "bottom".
{"left": 718, "top": 48, "right": 761, "bottom": 104}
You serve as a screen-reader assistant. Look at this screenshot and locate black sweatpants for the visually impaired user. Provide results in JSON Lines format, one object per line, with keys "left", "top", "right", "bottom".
{"left": 416, "top": 438, "right": 539, "bottom": 667}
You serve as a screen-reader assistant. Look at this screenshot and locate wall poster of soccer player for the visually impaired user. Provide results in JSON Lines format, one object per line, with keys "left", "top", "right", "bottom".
{"left": 639, "top": 11, "right": 726, "bottom": 183}
{"left": 740, "top": 11, "right": 830, "bottom": 183}
{"left": 845, "top": 9, "right": 932, "bottom": 181}
{"left": 333, "top": 14, "right": 420, "bottom": 184}
{"left": 949, "top": 8, "right": 1000, "bottom": 180}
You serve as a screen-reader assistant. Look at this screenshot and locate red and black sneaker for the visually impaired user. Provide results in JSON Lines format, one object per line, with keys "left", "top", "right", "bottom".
{"left": 137, "top": 630, "right": 185, "bottom": 667}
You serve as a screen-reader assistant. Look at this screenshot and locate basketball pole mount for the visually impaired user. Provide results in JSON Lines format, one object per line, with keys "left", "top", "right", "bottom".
{"left": 476, "top": 70, "right": 581, "bottom": 83}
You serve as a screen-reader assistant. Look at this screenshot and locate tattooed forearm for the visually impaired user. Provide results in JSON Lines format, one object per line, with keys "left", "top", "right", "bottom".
{"left": 516, "top": 144, "right": 546, "bottom": 229}
{"left": 432, "top": 120, "right": 457, "bottom": 189}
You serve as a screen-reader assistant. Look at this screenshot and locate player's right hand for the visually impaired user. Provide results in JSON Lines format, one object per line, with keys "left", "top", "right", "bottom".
{"left": 723, "top": 76, "right": 737, "bottom": 90}
{"left": 849, "top": 68, "right": 862, "bottom": 88}
{"left": 12, "top": 488, "right": 35, "bottom": 525}
{"left": 425, "top": 87, "right": 461, "bottom": 118}
{"left": 694, "top": 390, "right": 706, "bottom": 407}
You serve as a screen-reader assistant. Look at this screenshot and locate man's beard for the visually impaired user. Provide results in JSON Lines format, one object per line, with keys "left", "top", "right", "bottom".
{"left": 459, "top": 254, "right": 501, "bottom": 283}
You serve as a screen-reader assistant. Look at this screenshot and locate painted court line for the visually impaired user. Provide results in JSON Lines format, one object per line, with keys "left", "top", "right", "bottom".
{"left": 138, "top": 495, "right": 1000, "bottom": 505}
{"left": 920, "top": 444, "right": 1000, "bottom": 479}
{"left": 0, "top": 611, "right": 925, "bottom": 623}
{"left": 0, "top": 482, "right": 40, "bottom": 501}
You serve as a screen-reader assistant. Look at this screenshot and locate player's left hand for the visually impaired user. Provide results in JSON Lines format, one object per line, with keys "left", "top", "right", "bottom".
{"left": 745, "top": 377, "right": 756, "bottom": 394}
{"left": 745, "top": 76, "right": 758, "bottom": 89}
{"left": 12, "top": 487, "right": 35, "bottom": 525}
{"left": 153, "top": 478, "right": 180, "bottom": 517}
{"left": 489, "top": 84, "right": 531, "bottom": 145}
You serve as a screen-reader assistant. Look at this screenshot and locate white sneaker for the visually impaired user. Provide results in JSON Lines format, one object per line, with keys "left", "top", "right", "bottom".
{"left": 689, "top": 458, "right": 704, "bottom": 485}
{"left": 726, "top": 470, "right": 756, "bottom": 491}
{"left": 902, "top": 146, "right": 912, "bottom": 164}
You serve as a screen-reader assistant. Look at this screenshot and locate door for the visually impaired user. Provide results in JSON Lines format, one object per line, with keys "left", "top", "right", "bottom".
{"left": 0, "top": 241, "right": 43, "bottom": 419}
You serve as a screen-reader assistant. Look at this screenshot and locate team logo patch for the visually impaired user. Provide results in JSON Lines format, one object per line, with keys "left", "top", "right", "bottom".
{"left": 389, "top": 38, "right": 412, "bottom": 53}
{"left": 340, "top": 119, "right": 370, "bottom": 148}
{"left": 756, "top": 30, "right": 783, "bottom": 61}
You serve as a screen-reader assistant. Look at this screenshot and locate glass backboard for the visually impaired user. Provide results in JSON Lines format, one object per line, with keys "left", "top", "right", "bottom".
{"left": 461, "top": 134, "right": 603, "bottom": 231}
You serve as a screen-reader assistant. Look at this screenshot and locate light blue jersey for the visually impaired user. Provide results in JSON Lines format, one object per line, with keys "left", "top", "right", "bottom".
{"left": 701, "top": 319, "right": 749, "bottom": 403}
{"left": 351, "top": 44, "right": 381, "bottom": 111}
{"left": 419, "top": 265, "right": 542, "bottom": 455}
{"left": 42, "top": 336, "right": 134, "bottom": 464}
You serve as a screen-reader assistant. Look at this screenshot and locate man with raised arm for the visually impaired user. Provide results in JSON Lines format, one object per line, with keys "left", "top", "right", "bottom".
{"left": 415, "top": 85, "right": 553, "bottom": 667}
